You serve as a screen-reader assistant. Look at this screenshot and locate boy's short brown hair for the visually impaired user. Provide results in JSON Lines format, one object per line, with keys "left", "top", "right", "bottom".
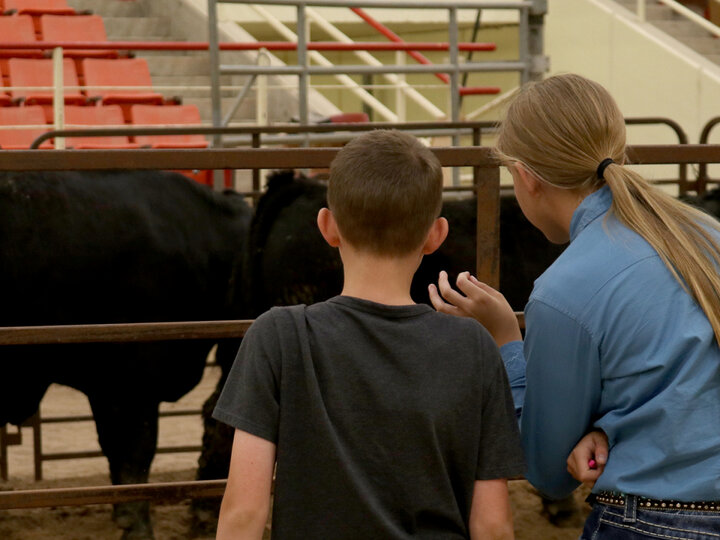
{"left": 328, "top": 130, "right": 443, "bottom": 256}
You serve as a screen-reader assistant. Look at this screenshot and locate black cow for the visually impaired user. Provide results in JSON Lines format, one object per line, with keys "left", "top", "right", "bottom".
{"left": 191, "top": 170, "right": 566, "bottom": 532}
{"left": 245, "top": 170, "right": 564, "bottom": 313}
{"left": 0, "top": 170, "right": 252, "bottom": 540}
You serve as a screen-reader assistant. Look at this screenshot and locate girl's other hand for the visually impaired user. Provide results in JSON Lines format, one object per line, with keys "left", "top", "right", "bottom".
{"left": 567, "top": 430, "right": 608, "bottom": 486}
{"left": 429, "top": 271, "right": 522, "bottom": 347}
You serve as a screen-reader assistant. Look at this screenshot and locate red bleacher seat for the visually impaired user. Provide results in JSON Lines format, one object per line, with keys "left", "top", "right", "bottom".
{"left": 0, "top": 105, "right": 52, "bottom": 148}
{"left": 327, "top": 112, "right": 370, "bottom": 123}
{"left": 3, "top": 0, "right": 75, "bottom": 34}
{"left": 0, "top": 65, "right": 11, "bottom": 106}
{"left": 64, "top": 105, "right": 139, "bottom": 149}
{"left": 4, "top": 0, "right": 74, "bottom": 15}
{"left": 0, "top": 15, "right": 44, "bottom": 60}
{"left": 7, "top": 58, "right": 85, "bottom": 120}
{"left": 131, "top": 104, "right": 212, "bottom": 185}
{"left": 83, "top": 59, "right": 164, "bottom": 120}
{"left": 131, "top": 104, "right": 208, "bottom": 148}
{"left": 40, "top": 15, "right": 118, "bottom": 60}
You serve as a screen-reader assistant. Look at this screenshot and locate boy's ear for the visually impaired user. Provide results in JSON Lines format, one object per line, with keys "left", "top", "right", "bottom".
{"left": 317, "top": 207, "right": 341, "bottom": 248}
{"left": 515, "top": 162, "right": 543, "bottom": 196}
{"left": 422, "top": 217, "right": 449, "bottom": 255}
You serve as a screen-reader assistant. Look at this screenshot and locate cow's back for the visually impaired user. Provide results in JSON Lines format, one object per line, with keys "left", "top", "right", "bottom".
{"left": 0, "top": 170, "right": 252, "bottom": 424}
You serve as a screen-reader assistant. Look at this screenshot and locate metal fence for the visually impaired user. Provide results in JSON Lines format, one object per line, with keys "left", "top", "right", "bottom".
{"left": 1, "top": 143, "right": 720, "bottom": 510}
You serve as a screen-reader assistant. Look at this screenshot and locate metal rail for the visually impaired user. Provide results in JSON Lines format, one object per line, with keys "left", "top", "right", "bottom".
{"left": 208, "top": 0, "right": 548, "bottom": 157}
{"left": 696, "top": 116, "right": 720, "bottom": 194}
{"left": 0, "top": 40, "right": 496, "bottom": 52}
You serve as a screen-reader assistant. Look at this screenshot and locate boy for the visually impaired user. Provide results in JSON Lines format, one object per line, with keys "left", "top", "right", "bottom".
{"left": 214, "top": 130, "right": 525, "bottom": 539}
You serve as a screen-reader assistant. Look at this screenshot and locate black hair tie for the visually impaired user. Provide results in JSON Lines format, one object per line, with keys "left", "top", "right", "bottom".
{"left": 596, "top": 158, "right": 614, "bottom": 180}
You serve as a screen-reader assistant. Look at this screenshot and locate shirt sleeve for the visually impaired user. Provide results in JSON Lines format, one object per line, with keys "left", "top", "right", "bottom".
{"left": 499, "top": 340, "right": 526, "bottom": 419}
{"left": 476, "top": 347, "right": 526, "bottom": 480}
{"left": 520, "top": 299, "right": 602, "bottom": 500}
{"left": 212, "top": 310, "right": 282, "bottom": 443}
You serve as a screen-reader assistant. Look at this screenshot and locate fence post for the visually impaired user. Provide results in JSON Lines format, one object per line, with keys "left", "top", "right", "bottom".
{"left": 528, "top": 0, "right": 549, "bottom": 82}
{"left": 637, "top": 0, "right": 646, "bottom": 21}
{"left": 52, "top": 47, "right": 65, "bottom": 150}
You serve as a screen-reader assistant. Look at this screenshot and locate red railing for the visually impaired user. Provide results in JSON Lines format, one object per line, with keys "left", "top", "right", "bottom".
{"left": 350, "top": 7, "right": 501, "bottom": 96}
{"left": 0, "top": 41, "right": 495, "bottom": 52}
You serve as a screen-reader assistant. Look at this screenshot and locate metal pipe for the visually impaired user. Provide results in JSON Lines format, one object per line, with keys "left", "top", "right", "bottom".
{"left": 208, "top": 0, "right": 222, "bottom": 152}
{"left": 0, "top": 41, "right": 497, "bottom": 51}
{"left": 220, "top": 61, "right": 527, "bottom": 75}
{"left": 222, "top": 74, "right": 257, "bottom": 127}
{"left": 449, "top": 7, "right": 461, "bottom": 185}
{"left": 217, "top": 0, "right": 532, "bottom": 8}
{"left": 52, "top": 47, "right": 65, "bottom": 150}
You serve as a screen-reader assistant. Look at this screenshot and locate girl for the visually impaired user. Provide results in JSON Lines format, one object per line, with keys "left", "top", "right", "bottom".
{"left": 430, "top": 73, "right": 720, "bottom": 538}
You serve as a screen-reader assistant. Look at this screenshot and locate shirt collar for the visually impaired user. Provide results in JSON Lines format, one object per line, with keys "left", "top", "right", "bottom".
{"left": 569, "top": 185, "right": 613, "bottom": 242}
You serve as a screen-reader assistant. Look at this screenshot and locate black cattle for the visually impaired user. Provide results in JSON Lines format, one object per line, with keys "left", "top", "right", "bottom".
{"left": 192, "top": 169, "right": 566, "bottom": 532}
{"left": 245, "top": 170, "right": 564, "bottom": 313}
{"left": 0, "top": 170, "right": 252, "bottom": 540}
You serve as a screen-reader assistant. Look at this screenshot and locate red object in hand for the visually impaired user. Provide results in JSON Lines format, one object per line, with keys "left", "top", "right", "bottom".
{"left": 588, "top": 459, "right": 597, "bottom": 469}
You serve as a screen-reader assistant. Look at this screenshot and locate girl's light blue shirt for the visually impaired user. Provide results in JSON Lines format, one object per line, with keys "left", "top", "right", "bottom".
{"left": 501, "top": 185, "right": 720, "bottom": 501}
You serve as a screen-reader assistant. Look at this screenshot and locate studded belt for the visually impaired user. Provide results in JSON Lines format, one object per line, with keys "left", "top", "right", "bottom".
{"left": 592, "top": 491, "right": 720, "bottom": 512}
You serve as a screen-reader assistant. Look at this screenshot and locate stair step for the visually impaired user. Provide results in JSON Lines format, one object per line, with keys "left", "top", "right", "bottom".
{"left": 654, "top": 19, "right": 712, "bottom": 37}
{"left": 151, "top": 75, "right": 243, "bottom": 98}
{"left": 103, "top": 16, "right": 171, "bottom": 38}
{"left": 66, "top": 0, "right": 147, "bottom": 17}
{"left": 142, "top": 55, "right": 215, "bottom": 75}
{"left": 184, "top": 96, "right": 260, "bottom": 123}
{"left": 675, "top": 35, "right": 720, "bottom": 54}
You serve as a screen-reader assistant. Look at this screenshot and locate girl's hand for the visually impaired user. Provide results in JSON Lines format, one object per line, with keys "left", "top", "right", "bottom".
{"left": 566, "top": 430, "right": 608, "bottom": 486}
{"left": 428, "top": 271, "right": 522, "bottom": 347}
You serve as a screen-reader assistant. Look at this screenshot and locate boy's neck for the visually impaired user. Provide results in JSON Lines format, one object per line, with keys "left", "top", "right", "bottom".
{"left": 339, "top": 246, "right": 421, "bottom": 306}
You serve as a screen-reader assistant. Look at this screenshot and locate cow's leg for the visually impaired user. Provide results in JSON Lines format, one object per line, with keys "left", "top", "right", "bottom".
{"left": 89, "top": 397, "right": 159, "bottom": 540}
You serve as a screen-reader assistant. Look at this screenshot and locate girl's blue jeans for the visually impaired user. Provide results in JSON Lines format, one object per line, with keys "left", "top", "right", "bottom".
{"left": 581, "top": 495, "right": 720, "bottom": 539}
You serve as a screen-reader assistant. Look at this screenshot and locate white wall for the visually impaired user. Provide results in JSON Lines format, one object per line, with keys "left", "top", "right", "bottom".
{"left": 547, "top": 0, "right": 720, "bottom": 147}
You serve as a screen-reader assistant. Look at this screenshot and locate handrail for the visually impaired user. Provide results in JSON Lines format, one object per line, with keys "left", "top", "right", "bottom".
{"left": 636, "top": 0, "right": 720, "bottom": 38}
{"left": 696, "top": 116, "right": 720, "bottom": 194}
{"left": 350, "top": 7, "right": 500, "bottom": 95}
{"left": 0, "top": 40, "right": 496, "bottom": 52}
{"left": 29, "top": 121, "right": 498, "bottom": 149}
{"left": 625, "top": 116, "right": 690, "bottom": 193}
{"left": 219, "top": 0, "right": 532, "bottom": 7}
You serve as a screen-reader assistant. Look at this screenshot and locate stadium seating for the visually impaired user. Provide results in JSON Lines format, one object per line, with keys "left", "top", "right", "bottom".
{"left": 40, "top": 15, "right": 118, "bottom": 62}
{"left": 130, "top": 104, "right": 212, "bottom": 184}
{"left": 83, "top": 59, "right": 164, "bottom": 121}
{"left": 7, "top": 58, "right": 85, "bottom": 120}
{"left": 64, "top": 105, "right": 139, "bottom": 149}
{"left": 0, "top": 105, "right": 52, "bottom": 148}
{"left": 0, "top": 15, "right": 44, "bottom": 60}
{"left": 0, "top": 65, "right": 11, "bottom": 106}
{"left": 130, "top": 104, "right": 208, "bottom": 148}
{"left": 3, "top": 0, "right": 75, "bottom": 34}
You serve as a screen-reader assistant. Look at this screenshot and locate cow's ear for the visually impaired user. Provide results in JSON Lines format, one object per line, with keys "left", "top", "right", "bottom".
{"left": 422, "top": 217, "right": 449, "bottom": 255}
{"left": 317, "top": 208, "right": 341, "bottom": 248}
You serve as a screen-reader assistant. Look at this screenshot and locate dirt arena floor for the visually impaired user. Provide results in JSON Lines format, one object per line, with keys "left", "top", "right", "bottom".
{"left": 0, "top": 364, "right": 590, "bottom": 539}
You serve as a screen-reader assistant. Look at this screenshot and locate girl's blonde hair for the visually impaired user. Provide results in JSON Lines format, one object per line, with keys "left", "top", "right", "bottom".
{"left": 496, "top": 73, "right": 720, "bottom": 345}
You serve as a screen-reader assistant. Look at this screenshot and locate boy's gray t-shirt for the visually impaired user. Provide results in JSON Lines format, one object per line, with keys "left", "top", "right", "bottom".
{"left": 213, "top": 295, "right": 524, "bottom": 539}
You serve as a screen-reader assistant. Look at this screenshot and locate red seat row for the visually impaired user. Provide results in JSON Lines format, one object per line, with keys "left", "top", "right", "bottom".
{"left": 0, "top": 14, "right": 117, "bottom": 60}
{"left": 0, "top": 58, "right": 165, "bottom": 121}
{"left": 2, "top": 0, "right": 76, "bottom": 33}
{"left": 0, "top": 104, "right": 208, "bottom": 149}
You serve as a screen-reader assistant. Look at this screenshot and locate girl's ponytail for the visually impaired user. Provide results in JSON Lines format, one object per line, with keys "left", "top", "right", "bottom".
{"left": 497, "top": 73, "right": 720, "bottom": 346}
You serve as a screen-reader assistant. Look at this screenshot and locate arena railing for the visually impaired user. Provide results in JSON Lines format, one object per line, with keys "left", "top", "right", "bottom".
{"left": 0, "top": 143, "right": 717, "bottom": 510}
{"left": 696, "top": 116, "right": 720, "bottom": 194}
{"left": 28, "top": 116, "right": 690, "bottom": 195}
